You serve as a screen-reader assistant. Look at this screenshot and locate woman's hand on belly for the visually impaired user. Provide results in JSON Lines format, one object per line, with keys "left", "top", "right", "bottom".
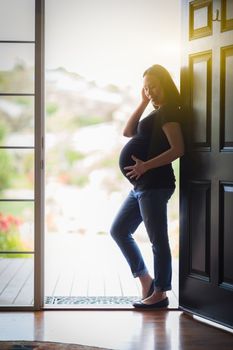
{"left": 124, "top": 155, "right": 148, "bottom": 180}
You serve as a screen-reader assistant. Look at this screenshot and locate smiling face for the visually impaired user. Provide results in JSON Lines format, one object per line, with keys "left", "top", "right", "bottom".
{"left": 143, "top": 74, "right": 165, "bottom": 108}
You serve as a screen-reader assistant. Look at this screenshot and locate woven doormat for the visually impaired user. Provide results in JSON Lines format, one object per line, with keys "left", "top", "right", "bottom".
{"left": 45, "top": 296, "right": 138, "bottom": 305}
{"left": 0, "top": 341, "right": 112, "bottom": 350}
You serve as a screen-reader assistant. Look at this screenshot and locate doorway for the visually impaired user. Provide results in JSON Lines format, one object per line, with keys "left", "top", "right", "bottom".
{"left": 0, "top": 0, "right": 180, "bottom": 310}
{"left": 43, "top": 0, "right": 181, "bottom": 308}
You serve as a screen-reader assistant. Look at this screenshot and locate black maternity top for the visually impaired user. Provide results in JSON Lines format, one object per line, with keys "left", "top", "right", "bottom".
{"left": 119, "top": 104, "right": 182, "bottom": 190}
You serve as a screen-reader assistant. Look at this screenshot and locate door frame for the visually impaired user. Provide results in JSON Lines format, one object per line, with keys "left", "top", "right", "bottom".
{"left": 34, "top": 0, "right": 45, "bottom": 311}
{"left": 0, "top": 0, "right": 45, "bottom": 311}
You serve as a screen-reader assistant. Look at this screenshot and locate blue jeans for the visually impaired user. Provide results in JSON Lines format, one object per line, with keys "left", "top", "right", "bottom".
{"left": 110, "top": 187, "right": 175, "bottom": 292}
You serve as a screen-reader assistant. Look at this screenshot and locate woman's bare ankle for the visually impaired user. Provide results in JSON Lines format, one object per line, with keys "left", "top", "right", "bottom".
{"left": 138, "top": 274, "right": 153, "bottom": 299}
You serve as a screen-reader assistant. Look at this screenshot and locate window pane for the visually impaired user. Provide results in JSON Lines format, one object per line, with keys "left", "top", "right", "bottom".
{"left": 0, "top": 253, "right": 34, "bottom": 306}
{"left": 0, "top": 201, "right": 34, "bottom": 252}
{"left": 0, "top": 43, "right": 34, "bottom": 94}
{"left": 0, "top": 149, "right": 34, "bottom": 200}
{"left": 0, "top": 0, "right": 35, "bottom": 41}
{"left": 0, "top": 96, "right": 34, "bottom": 147}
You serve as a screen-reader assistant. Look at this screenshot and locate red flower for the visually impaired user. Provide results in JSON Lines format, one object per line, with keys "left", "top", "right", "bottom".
{"left": 0, "top": 213, "right": 21, "bottom": 233}
{"left": 7, "top": 214, "right": 21, "bottom": 226}
{"left": 0, "top": 217, "right": 10, "bottom": 233}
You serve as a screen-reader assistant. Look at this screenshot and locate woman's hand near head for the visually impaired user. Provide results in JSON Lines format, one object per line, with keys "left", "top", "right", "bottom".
{"left": 122, "top": 88, "right": 149, "bottom": 138}
{"left": 141, "top": 87, "right": 150, "bottom": 104}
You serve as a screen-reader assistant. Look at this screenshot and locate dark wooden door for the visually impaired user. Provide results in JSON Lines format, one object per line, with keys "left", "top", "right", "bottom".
{"left": 179, "top": 0, "right": 233, "bottom": 328}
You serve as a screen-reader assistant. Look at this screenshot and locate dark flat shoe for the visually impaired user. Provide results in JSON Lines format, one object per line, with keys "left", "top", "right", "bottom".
{"left": 145, "top": 279, "right": 154, "bottom": 298}
{"left": 133, "top": 297, "right": 169, "bottom": 309}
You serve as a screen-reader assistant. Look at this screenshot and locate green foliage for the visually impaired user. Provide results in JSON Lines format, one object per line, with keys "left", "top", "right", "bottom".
{"left": 15, "top": 96, "right": 32, "bottom": 106}
{"left": 97, "top": 231, "right": 107, "bottom": 235}
{"left": 0, "top": 202, "right": 32, "bottom": 217}
{"left": 0, "top": 213, "right": 28, "bottom": 257}
{"left": 77, "top": 175, "right": 89, "bottom": 187}
{"left": 0, "top": 151, "right": 13, "bottom": 192}
{"left": 0, "top": 121, "right": 33, "bottom": 193}
{"left": 0, "top": 119, "right": 7, "bottom": 142}
{"left": 7, "top": 152, "right": 34, "bottom": 191}
{"left": 72, "top": 174, "right": 89, "bottom": 187}
{"left": 65, "top": 149, "right": 85, "bottom": 166}
{"left": 46, "top": 102, "right": 59, "bottom": 116}
{"left": 0, "top": 73, "right": 6, "bottom": 91}
{"left": 0, "top": 121, "right": 13, "bottom": 192}
{"left": 0, "top": 66, "right": 34, "bottom": 93}
{"left": 100, "top": 155, "right": 118, "bottom": 168}
{"left": 76, "top": 115, "right": 105, "bottom": 127}
{"left": 0, "top": 232, "right": 25, "bottom": 254}
{"left": 46, "top": 147, "right": 89, "bottom": 187}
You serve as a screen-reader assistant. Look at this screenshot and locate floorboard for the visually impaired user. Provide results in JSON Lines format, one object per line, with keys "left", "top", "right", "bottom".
{"left": 0, "top": 310, "right": 232, "bottom": 350}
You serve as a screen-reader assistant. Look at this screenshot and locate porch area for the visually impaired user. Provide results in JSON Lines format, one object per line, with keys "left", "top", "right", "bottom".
{"left": 0, "top": 234, "right": 178, "bottom": 308}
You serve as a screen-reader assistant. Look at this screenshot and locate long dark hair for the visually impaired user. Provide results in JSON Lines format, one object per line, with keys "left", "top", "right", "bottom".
{"left": 143, "top": 64, "right": 181, "bottom": 107}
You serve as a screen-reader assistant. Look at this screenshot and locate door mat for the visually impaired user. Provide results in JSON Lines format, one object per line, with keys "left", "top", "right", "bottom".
{"left": 0, "top": 341, "right": 112, "bottom": 350}
{"left": 45, "top": 296, "right": 138, "bottom": 305}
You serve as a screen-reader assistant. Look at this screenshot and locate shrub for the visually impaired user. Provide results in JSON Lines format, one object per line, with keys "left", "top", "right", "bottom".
{"left": 0, "top": 213, "right": 27, "bottom": 257}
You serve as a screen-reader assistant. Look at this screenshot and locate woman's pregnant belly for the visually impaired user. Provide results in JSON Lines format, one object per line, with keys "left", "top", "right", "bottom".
{"left": 119, "top": 136, "right": 149, "bottom": 180}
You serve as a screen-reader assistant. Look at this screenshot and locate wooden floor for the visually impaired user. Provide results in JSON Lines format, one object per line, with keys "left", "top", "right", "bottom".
{"left": 0, "top": 258, "right": 34, "bottom": 306}
{"left": 0, "top": 310, "right": 232, "bottom": 349}
{"left": 0, "top": 235, "right": 178, "bottom": 308}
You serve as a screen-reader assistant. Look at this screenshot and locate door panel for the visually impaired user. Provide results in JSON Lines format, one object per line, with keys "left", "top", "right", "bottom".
{"left": 180, "top": 0, "right": 233, "bottom": 328}
{"left": 189, "top": 181, "right": 211, "bottom": 281}
{"left": 189, "top": 51, "right": 212, "bottom": 148}
{"left": 219, "top": 183, "right": 233, "bottom": 290}
{"left": 220, "top": 45, "right": 233, "bottom": 149}
{"left": 189, "top": 0, "right": 213, "bottom": 39}
{"left": 221, "top": 0, "right": 233, "bottom": 32}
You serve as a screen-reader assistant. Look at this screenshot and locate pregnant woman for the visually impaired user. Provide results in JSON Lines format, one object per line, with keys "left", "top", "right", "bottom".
{"left": 110, "top": 64, "right": 184, "bottom": 309}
